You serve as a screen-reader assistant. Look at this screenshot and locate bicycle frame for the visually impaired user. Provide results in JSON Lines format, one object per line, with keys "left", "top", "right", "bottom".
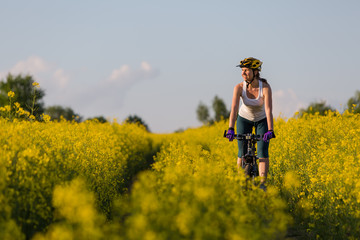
{"left": 223, "top": 130, "right": 263, "bottom": 179}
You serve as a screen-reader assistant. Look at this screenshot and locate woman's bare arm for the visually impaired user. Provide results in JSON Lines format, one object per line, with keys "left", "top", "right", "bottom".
{"left": 263, "top": 82, "right": 274, "bottom": 131}
{"left": 228, "top": 83, "right": 242, "bottom": 129}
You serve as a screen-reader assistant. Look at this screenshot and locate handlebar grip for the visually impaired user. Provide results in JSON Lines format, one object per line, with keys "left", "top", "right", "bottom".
{"left": 223, "top": 129, "right": 264, "bottom": 141}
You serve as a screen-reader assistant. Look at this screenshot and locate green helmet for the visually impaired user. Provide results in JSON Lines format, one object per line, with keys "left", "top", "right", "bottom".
{"left": 236, "top": 57, "right": 262, "bottom": 71}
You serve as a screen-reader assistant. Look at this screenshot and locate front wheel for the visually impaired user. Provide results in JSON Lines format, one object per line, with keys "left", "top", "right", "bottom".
{"left": 244, "top": 164, "right": 252, "bottom": 178}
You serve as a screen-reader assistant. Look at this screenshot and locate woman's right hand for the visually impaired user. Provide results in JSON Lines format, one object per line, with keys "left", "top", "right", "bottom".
{"left": 226, "top": 128, "right": 235, "bottom": 141}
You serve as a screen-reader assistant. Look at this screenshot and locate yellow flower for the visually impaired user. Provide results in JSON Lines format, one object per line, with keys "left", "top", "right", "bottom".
{"left": 41, "top": 113, "right": 51, "bottom": 122}
{"left": 8, "top": 91, "right": 15, "bottom": 98}
{"left": 32, "top": 82, "right": 40, "bottom": 87}
{"left": 284, "top": 171, "right": 301, "bottom": 190}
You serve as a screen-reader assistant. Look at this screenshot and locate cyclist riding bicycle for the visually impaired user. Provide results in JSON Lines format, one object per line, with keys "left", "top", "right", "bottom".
{"left": 226, "top": 57, "right": 275, "bottom": 190}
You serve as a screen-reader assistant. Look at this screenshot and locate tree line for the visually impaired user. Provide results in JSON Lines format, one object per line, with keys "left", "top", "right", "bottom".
{"left": 197, "top": 92, "right": 360, "bottom": 125}
{"left": 297, "top": 91, "right": 360, "bottom": 116}
{"left": 2, "top": 73, "right": 359, "bottom": 131}
{"left": 0, "top": 74, "right": 150, "bottom": 130}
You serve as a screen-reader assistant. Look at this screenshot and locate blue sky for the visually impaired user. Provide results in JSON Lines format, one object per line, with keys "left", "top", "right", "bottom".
{"left": 1, "top": 0, "right": 359, "bottom": 133}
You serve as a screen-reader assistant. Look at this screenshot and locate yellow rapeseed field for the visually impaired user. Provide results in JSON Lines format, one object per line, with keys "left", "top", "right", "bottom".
{"left": 1, "top": 95, "right": 359, "bottom": 239}
{"left": 0, "top": 117, "right": 155, "bottom": 240}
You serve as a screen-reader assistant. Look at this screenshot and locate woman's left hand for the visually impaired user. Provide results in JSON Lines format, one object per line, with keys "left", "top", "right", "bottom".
{"left": 263, "top": 130, "right": 275, "bottom": 142}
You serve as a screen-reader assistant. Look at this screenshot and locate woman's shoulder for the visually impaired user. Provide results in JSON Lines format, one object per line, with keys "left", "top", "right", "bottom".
{"left": 235, "top": 82, "right": 244, "bottom": 91}
{"left": 261, "top": 80, "right": 272, "bottom": 96}
{"left": 236, "top": 82, "right": 244, "bottom": 89}
{"left": 233, "top": 82, "right": 243, "bottom": 96}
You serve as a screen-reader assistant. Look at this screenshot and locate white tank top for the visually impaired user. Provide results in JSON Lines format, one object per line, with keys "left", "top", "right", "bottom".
{"left": 238, "top": 80, "right": 266, "bottom": 122}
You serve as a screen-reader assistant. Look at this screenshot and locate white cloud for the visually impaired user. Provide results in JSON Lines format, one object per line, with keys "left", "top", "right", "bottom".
{"left": 273, "top": 89, "right": 305, "bottom": 118}
{"left": 0, "top": 56, "right": 49, "bottom": 80}
{"left": 0, "top": 56, "right": 70, "bottom": 90}
{"left": 53, "top": 69, "right": 69, "bottom": 88}
{"left": 75, "top": 61, "right": 160, "bottom": 116}
{"left": 1, "top": 57, "right": 160, "bottom": 119}
{"left": 58, "top": 61, "right": 160, "bottom": 119}
{"left": 141, "top": 61, "right": 151, "bottom": 71}
{"left": 109, "top": 65, "right": 130, "bottom": 81}
{"left": 106, "top": 61, "right": 159, "bottom": 88}
{"left": 10, "top": 56, "right": 49, "bottom": 74}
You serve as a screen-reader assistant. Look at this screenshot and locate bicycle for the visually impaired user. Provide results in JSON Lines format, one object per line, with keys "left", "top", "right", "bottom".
{"left": 223, "top": 130, "right": 263, "bottom": 180}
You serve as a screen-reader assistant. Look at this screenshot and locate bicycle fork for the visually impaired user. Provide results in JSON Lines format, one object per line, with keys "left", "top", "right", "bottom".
{"left": 241, "top": 142, "right": 259, "bottom": 179}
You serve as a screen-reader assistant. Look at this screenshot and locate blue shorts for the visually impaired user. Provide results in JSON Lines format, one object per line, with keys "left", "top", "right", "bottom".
{"left": 236, "top": 115, "right": 269, "bottom": 158}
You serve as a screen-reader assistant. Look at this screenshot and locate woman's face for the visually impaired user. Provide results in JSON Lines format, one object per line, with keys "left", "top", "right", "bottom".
{"left": 241, "top": 67, "right": 254, "bottom": 81}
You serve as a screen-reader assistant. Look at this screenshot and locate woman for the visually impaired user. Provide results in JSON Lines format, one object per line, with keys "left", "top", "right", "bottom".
{"left": 226, "top": 57, "right": 275, "bottom": 190}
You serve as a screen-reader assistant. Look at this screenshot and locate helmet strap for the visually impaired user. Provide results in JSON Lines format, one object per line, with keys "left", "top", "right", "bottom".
{"left": 245, "top": 68, "right": 260, "bottom": 88}
{"left": 245, "top": 68, "right": 257, "bottom": 88}
{"left": 245, "top": 78, "right": 254, "bottom": 88}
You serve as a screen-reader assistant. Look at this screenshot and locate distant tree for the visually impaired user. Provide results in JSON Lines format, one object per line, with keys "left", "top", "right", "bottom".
{"left": 196, "top": 96, "right": 229, "bottom": 125}
{"left": 346, "top": 90, "right": 360, "bottom": 113}
{"left": 45, "top": 105, "right": 82, "bottom": 122}
{"left": 196, "top": 102, "right": 210, "bottom": 124}
{"left": 0, "top": 73, "right": 45, "bottom": 117}
{"left": 124, "top": 114, "right": 150, "bottom": 132}
{"left": 212, "top": 95, "right": 229, "bottom": 122}
{"left": 87, "top": 116, "right": 108, "bottom": 123}
{"left": 174, "top": 128, "right": 185, "bottom": 133}
{"left": 298, "top": 100, "right": 335, "bottom": 117}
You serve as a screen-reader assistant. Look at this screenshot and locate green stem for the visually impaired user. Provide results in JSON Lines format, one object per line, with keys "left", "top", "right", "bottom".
{"left": 31, "top": 88, "right": 36, "bottom": 117}
{"left": 9, "top": 97, "right": 12, "bottom": 120}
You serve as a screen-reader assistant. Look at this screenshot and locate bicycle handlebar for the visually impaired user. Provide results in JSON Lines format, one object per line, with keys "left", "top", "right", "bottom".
{"left": 223, "top": 130, "right": 263, "bottom": 141}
